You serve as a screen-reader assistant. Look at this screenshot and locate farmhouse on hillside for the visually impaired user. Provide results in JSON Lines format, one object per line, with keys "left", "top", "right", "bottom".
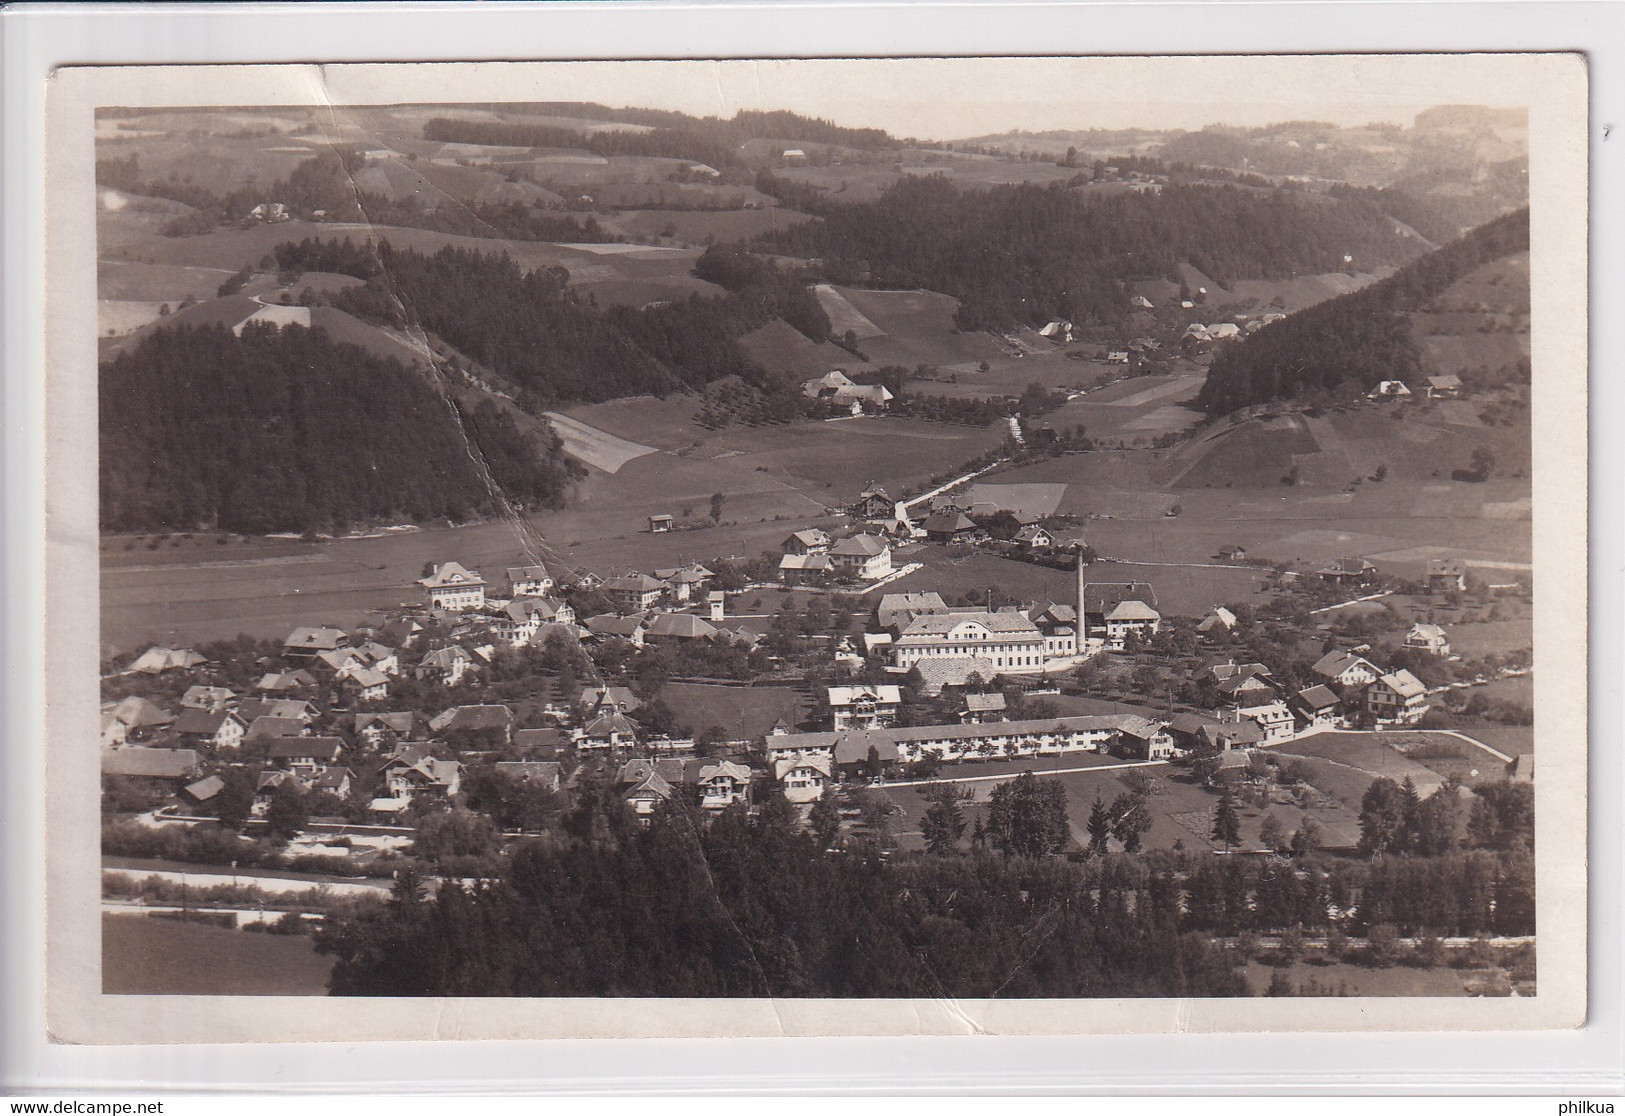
{"left": 1425, "top": 374, "right": 1464, "bottom": 399}
{"left": 851, "top": 483, "right": 897, "bottom": 522}
{"left": 803, "top": 370, "right": 893, "bottom": 410}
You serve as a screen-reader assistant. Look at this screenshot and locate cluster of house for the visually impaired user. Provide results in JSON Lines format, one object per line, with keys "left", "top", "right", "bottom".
{"left": 763, "top": 642, "right": 1436, "bottom": 789}
{"left": 779, "top": 526, "right": 897, "bottom": 584}
{"left": 581, "top": 562, "right": 770, "bottom": 652}
{"left": 802, "top": 370, "right": 894, "bottom": 415}
{"left": 777, "top": 479, "right": 1094, "bottom": 589}
{"left": 1368, "top": 374, "right": 1466, "bottom": 401}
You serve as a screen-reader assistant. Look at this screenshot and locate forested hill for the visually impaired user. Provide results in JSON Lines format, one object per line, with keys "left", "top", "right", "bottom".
{"left": 100, "top": 323, "right": 582, "bottom": 534}
{"left": 1196, "top": 208, "right": 1529, "bottom": 415}
{"left": 752, "top": 175, "right": 1429, "bottom": 331}
{"left": 276, "top": 238, "right": 828, "bottom": 410}
{"left": 422, "top": 108, "right": 901, "bottom": 174}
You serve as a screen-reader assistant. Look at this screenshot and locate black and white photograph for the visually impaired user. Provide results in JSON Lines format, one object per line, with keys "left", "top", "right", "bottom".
{"left": 41, "top": 54, "right": 1587, "bottom": 1040}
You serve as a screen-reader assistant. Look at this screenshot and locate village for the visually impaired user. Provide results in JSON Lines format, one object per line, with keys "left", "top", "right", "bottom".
{"left": 102, "top": 459, "right": 1533, "bottom": 882}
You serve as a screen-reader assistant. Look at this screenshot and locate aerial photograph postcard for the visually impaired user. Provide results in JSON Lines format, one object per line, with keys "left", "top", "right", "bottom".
{"left": 45, "top": 54, "right": 1586, "bottom": 1040}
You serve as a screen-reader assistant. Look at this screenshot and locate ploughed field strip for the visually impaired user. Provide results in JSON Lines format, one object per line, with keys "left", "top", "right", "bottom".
{"left": 542, "top": 412, "right": 659, "bottom": 474}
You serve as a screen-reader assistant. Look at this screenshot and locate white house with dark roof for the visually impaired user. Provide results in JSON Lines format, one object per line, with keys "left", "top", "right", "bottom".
{"left": 268, "top": 736, "right": 343, "bottom": 777}
{"left": 961, "top": 691, "right": 1008, "bottom": 724}
{"left": 1311, "top": 650, "right": 1381, "bottom": 689}
{"left": 415, "top": 645, "right": 476, "bottom": 687}
{"left": 1291, "top": 685, "right": 1343, "bottom": 728}
{"left": 506, "top": 564, "right": 554, "bottom": 598}
{"left": 1366, "top": 669, "right": 1429, "bottom": 724}
{"left": 696, "top": 761, "right": 753, "bottom": 811}
{"left": 380, "top": 745, "right": 462, "bottom": 802}
{"left": 829, "top": 534, "right": 893, "bottom": 580}
{"left": 172, "top": 707, "right": 247, "bottom": 750}
{"left": 418, "top": 562, "right": 487, "bottom": 611}
{"left": 828, "top": 684, "right": 902, "bottom": 731}
{"left": 604, "top": 573, "right": 668, "bottom": 614}
{"left": 654, "top": 562, "right": 714, "bottom": 604}
{"left": 282, "top": 627, "right": 348, "bottom": 660}
{"left": 1235, "top": 701, "right": 1296, "bottom": 743}
{"left": 782, "top": 528, "right": 833, "bottom": 556}
{"left": 1404, "top": 623, "right": 1452, "bottom": 656}
{"left": 775, "top": 754, "right": 832, "bottom": 803}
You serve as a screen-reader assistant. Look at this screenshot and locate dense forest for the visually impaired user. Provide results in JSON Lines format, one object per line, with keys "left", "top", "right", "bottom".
{"left": 274, "top": 239, "right": 828, "bottom": 408}
{"left": 99, "top": 323, "right": 581, "bottom": 534}
{"left": 314, "top": 783, "right": 1534, "bottom": 997}
{"left": 1196, "top": 207, "right": 1529, "bottom": 414}
{"left": 752, "top": 175, "right": 1430, "bottom": 331}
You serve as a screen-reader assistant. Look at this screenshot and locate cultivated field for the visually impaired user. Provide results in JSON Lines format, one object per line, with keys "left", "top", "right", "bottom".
{"left": 658, "top": 683, "right": 809, "bottom": 740}
{"left": 541, "top": 412, "right": 659, "bottom": 474}
{"left": 102, "top": 913, "right": 333, "bottom": 995}
{"left": 610, "top": 207, "right": 815, "bottom": 246}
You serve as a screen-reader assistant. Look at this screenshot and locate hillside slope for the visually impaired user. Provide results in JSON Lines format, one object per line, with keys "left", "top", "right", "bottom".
{"left": 1197, "top": 208, "right": 1528, "bottom": 414}
{"left": 100, "top": 323, "right": 581, "bottom": 534}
